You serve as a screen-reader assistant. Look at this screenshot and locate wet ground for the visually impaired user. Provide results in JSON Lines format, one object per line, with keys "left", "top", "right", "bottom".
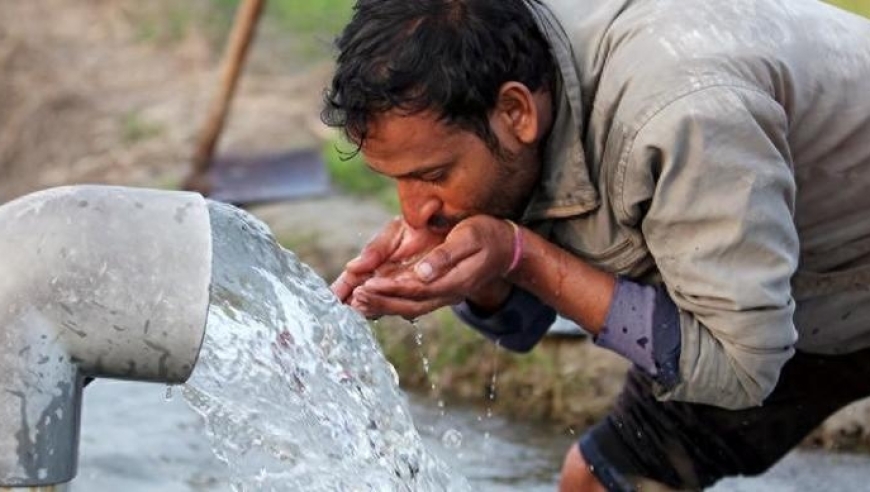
{"left": 75, "top": 380, "right": 870, "bottom": 491}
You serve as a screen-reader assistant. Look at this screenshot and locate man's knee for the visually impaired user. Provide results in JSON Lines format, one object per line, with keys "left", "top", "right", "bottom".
{"left": 560, "top": 441, "right": 686, "bottom": 492}
{"left": 559, "top": 443, "right": 607, "bottom": 492}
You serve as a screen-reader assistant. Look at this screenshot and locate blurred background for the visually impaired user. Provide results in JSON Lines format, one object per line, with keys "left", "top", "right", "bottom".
{"left": 2, "top": 1, "right": 870, "bottom": 490}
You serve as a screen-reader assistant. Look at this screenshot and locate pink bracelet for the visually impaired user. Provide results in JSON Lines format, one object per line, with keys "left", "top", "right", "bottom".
{"left": 505, "top": 219, "right": 523, "bottom": 275}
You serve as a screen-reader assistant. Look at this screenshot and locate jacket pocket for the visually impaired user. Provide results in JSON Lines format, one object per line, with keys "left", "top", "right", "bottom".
{"left": 559, "top": 232, "right": 653, "bottom": 276}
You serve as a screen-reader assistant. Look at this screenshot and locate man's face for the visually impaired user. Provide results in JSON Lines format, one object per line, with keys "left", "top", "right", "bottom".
{"left": 361, "top": 110, "right": 541, "bottom": 236}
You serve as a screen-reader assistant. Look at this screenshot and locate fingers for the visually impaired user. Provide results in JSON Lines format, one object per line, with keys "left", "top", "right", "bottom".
{"left": 392, "top": 224, "right": 446, "bottom": 260}
{"left": 330, "top": 273, "right": 351, "bottom": 302}
{"left": 331, "top": 270, "right": 372, "bottom": 303}
{"left": 351, "top": 288, "right": 459, "bottom": 320}
{"left": 414, "top": 239, "right": 481, "bottom": 283}
{"left": 340, "top": 218, "right": 447, "bottom": 303}
{"left": 337, "top": 215, "right": 510, "bottom": 315}
{"left": 345, "top": 218, "right": 405, "bottom": 274}
{"left": 360, "top": 260, "right": 476, "bottom": 302}
{"left": 334, "top": 218, "right": 405, "bottom": 303}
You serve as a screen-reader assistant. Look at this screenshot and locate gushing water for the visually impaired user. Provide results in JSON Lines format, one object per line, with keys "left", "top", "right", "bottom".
{"left": 182, "top": 202, "right": 469, "bottom": 492}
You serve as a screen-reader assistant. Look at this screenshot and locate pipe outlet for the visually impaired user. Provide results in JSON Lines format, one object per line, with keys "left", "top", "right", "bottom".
{"left": 0, "top": 185, "right": 212, "bottom": 488}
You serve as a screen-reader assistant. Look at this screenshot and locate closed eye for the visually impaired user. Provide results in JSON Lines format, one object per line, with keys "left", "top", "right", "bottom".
{"left": 419, "top": 168, "right": 448, "bottom": 183}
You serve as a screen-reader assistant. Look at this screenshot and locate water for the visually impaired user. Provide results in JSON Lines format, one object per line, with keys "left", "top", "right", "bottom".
{"left": 77, "top": 380, "right": 870, "bottom": 492}
{"left": 411, "top": 319, "right": 436, "bottom": 394}
{"left": 180, "top": 202, "right": 467, "bottom": 491}
{"left": 482, "top": 342, "right": 501, "bottom": 444}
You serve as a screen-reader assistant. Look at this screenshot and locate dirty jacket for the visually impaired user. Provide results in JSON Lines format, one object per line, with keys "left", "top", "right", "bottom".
{"left": 522, "top": 0, "right": 870, "bottom": 409}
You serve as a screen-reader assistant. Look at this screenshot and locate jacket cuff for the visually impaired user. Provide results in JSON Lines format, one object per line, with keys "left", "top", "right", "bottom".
{"left": 452, "top": 287, "right": 556, "bottom": 353}
{"left": 595, "top": 277, "right": 681, "bottom": 388}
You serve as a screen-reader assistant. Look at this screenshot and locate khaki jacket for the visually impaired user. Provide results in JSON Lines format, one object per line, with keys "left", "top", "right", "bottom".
{"left": 524, "top": 0, "right": 870, "bottom": 409}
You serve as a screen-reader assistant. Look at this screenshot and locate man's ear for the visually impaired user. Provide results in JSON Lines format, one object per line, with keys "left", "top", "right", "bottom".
{"left": 494, "top": 81, "right": 542, "bottom": 145}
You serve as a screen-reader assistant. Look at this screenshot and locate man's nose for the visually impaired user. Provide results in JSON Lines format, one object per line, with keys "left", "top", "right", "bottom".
{"left": 397, "top": 182, "right": 440, "bottom": 231}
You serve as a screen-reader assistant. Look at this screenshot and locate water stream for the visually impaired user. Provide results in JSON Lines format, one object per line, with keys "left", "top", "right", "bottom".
{"left": 181, "top": 202, "right": 467, "bottom": 491}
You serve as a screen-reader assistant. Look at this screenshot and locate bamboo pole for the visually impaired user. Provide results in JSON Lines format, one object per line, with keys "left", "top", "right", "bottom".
{"left": 183, "top": 0, "right": 265, "bottom": 194}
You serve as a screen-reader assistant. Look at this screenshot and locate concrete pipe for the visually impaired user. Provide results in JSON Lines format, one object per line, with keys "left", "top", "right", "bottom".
{"left": 0, "top": 185, "right": 212, "bottom": 489}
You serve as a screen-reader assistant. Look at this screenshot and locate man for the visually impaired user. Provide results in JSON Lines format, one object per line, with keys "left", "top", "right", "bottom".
{"left": 322, "top": 0, "right": 870, "bottom": 490}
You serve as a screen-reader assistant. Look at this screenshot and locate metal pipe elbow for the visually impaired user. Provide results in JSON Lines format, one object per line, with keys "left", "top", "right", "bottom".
{"left": 0, "top": 185, "right": 212, "bottom": 487}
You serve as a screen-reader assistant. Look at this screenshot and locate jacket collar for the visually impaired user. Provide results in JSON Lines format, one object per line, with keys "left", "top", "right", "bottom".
{"left": 521, "top": 0, "right": 631, "bottom": 222}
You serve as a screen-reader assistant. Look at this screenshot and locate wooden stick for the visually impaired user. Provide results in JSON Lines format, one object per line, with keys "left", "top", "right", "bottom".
{"left": 184, "top": 0, "right": 265, "bottom": 194}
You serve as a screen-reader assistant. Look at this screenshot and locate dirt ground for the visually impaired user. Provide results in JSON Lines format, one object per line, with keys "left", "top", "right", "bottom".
{"left": 3, "top": 0, "right": 870, "bottom": 453}
{"left": 0, "top": 0, "right": 329, "bottom": 201}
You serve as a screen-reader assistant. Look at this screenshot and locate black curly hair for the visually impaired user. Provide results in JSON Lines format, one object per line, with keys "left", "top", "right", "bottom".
{"left": 321, "top": 0, "right": 557, "bottom": 154}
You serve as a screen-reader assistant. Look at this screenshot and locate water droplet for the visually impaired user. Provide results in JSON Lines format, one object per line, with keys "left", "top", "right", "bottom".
{"left": 441, "top": 429, "right": 463, "bottom": 449}
{"left": 409, "top": 319, "right": 438, "bottom": 395}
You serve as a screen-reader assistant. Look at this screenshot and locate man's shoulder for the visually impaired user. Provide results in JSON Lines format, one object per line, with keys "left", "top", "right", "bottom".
{"left": 589, "top": 0, "right": 788, "bottom": 132}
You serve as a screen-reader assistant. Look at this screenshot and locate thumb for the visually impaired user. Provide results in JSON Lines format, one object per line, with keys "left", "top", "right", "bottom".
{"left": 392, "top": 224, "right": 443, "bottom": 260}
{"left": 413, "top": 246, "right": 454, "bottom": 283}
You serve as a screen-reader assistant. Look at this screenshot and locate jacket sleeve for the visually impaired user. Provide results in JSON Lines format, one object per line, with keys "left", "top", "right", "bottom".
{"left": 627, "top": 85, "right": 799, "bottom": 409}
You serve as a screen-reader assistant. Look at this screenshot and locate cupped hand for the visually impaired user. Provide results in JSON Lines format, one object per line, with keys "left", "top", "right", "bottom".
{"left": 330, "top": 217, "right": 444, "bottom": 303}
{"left": 350, "top": 215, "right": 517, "bottom": 320}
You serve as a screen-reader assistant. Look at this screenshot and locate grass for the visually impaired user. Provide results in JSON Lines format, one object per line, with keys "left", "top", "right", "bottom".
{"left": 131, "top": 0, "right": 355, "bottom": 61}
{"left": 210, "top": 0, "right": 355, "bottom": 59}
{"left": 210, "top": 0, "right": 353, "bottom": 31}
{"left": 262, "top": 0, "right": 355, "bottom": 37}
{"left": 120, "top": 110, "right": 164, "bottom": 144}
{"left": 133, "top": 3, "right": 225, "bottom": 46}
{"left": 827, "top": 0, "right": 870, "bottom": 17}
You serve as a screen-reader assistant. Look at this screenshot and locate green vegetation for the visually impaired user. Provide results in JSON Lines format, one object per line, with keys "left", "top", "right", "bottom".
{"left": 210, "top": 0, "right": 353, "bottom": 33}
{"left": 263, "top": 0, "right": 354, "bottom": 38}
{"left": 323, "top": 138, "right": 400, "bottom": 212}
{"left": 827, "top": 0, "right": 870, "bottom": 18}
{"left": 133, "top": 3, "right": 227, "bottom": 46}
{"left": 151, "top": 174, "right": 184, "bottom": 191}
{"left": 132, "top": 0, "right": 355, "bottom": 60}
{"left": 209, "top": 0, "right": 354, "bottom": 58}
{"left": 371, "top": 309, "right": 623, "bottom": 424}
{"left": 120, "top": 110, "right": 164, "bottom": 144}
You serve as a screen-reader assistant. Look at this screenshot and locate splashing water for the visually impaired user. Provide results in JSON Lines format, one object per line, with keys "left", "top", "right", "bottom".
{"left": 410, "top": 319, "right": 436, "bottom": 394}
{"left": 182, "top": 202, "right": 469, "bottom": 492}
{"left": 482, "top": 342, "right": 501, "bottom": 445}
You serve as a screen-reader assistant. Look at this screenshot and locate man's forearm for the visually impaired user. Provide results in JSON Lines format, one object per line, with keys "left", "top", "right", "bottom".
{"left": 506, "top": 226, "right": 616, "bottom": 335}
{"left": 500, "top": 226, "right": 681, "bottom": 387}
